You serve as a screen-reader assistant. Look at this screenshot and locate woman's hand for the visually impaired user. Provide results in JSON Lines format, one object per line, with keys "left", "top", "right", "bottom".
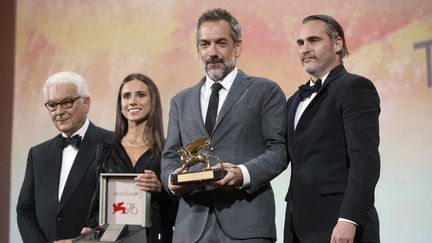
{"left": 135, "top": 170, "right": 162, "bottom": 193}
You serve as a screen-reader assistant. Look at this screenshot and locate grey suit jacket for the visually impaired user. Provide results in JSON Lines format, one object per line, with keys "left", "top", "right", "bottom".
{"left": 161, "top": 70, "right": 287, "bottom": 242}
{"left": 17, "top": 122, "right": 113, "bottom": 242}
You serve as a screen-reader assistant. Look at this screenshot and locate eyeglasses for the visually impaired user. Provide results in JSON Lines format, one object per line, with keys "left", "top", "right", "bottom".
{"left": 44, "top": 96, "right": 82, "bottom": 111}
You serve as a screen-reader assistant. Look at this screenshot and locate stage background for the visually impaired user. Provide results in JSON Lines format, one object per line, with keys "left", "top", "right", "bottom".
{"left": 9, "top": 0, "right": 432, "bottom": 242}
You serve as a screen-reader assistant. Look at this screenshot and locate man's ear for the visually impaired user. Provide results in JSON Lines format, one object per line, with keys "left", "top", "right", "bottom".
{"left": 234, "top": 40, "right": 243, "bottom": 58}
{"left": 84, "top": 96, "right": 91, "bottom": 113}
{"left": 334, "top": 36, "right": 343, "bottom": 54}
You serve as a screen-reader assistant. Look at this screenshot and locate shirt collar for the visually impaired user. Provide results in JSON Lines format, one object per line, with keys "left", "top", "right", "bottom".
{"left": 61, "top": 118, "right": 89, "bottom": 139}
{"left": 310, "top": 72, "right": 330, "bottom": 86}
{"left": 204, "top": 68, "right": 238, "bottom": 92}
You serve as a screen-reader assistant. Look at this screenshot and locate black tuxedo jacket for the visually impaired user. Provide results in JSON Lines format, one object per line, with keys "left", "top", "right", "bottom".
{"left": 17, "top": 122, "right": 113, "bottom": 242}
{"left": 284, "top": 65, "right": 380, "bottom": 242}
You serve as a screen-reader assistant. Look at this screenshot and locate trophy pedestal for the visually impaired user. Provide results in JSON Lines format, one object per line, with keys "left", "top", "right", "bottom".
{"left": 73, "top": 224, "right": 146, "bottom": 243}
{"left": 171, "top": 168, "right": 225, "bottom": 185}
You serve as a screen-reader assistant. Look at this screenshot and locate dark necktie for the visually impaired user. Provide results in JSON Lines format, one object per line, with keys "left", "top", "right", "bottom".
{"left": 61, "top": 134, "right": 82, "bottom": 148}
{"left": 205, "top": 82, "right": 223, "bottom": 134}
{"left": 298, "top": 79, "right": 322, "bottom": 101}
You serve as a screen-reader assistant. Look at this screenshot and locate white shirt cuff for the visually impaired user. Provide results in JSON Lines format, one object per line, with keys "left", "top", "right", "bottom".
{"left": 338, "top": 218, "right": 358, "bottom": 226}
{"left": 237, "top": 164, "right": 250, "bottom": 189}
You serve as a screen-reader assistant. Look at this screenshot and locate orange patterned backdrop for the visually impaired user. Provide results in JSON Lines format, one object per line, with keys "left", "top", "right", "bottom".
{"left": 10, "top": 0, "right": 432, "bottom": 242}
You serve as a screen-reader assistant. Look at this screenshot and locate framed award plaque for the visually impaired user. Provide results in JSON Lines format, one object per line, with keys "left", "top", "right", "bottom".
{"left": 99, "top": 173, "right": 151, "bottom": 227}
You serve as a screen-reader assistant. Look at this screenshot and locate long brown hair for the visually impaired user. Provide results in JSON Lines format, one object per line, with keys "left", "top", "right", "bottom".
{"left": 115, "top": 73, "right": 165, "bottom": 157}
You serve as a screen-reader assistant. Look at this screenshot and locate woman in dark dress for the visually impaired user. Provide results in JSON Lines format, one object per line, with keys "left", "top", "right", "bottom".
{"left": 83, "top": 73, "right": 176, "bottom": 242}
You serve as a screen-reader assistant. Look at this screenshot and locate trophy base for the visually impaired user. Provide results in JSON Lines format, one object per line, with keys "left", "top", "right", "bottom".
{"left": 73, "top": 224, "right": 146, "bottom": 243}
{"left": 171, "top": 168, "right": 225, "bottom": 185}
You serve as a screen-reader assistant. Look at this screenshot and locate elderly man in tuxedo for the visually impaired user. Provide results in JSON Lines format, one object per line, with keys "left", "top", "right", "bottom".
{"left": 161, "top": 8, "right": 287, "bottom": 243}
{"left": 17, "top": 71, "right": 113, "bottom": 242}
{"left": 284, "top": 15, "right": 381, "bottom": 243}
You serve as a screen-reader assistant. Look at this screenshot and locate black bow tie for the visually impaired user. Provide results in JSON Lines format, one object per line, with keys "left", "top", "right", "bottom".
{"left": 61, "top": 134, "right": 82, "bottom": 148}
{"left": 298, "top": 79, "right": 322, "bottom": 101}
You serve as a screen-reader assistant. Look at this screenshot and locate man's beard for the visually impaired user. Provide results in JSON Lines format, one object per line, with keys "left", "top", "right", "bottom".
{"left": 204, "top": 55, "right": 236, "bottom": 81}
{"left": 303, "top": 54, "right": 336, "bottom": 78}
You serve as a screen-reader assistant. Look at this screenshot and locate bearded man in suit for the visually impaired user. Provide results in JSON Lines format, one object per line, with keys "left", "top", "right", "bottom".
{"left": 17, "top": 71, "right": 113, "bottom": 242}
{"left": 161, "top": 8, "right": 287, "bottom": 243}
{"left": 284, "top": 15, "right": 381, "bottom": 243}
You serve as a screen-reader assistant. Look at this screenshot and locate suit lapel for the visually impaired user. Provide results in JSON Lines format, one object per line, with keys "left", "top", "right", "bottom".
{"left": 287, "top": 93, "right": 301, "bottom": 148}
{"left": 294, "top": 65, "right": 348, "bottom": 129}
{"left": 42, "top": 136, "right": 63, "bottom": 205}
{"left": 58, "top": 123, "right": 98, "bottom": 210}
{"left": 213, "top": 70, "right": 252, "bottom": 134}
{"left": 193, "top": 78, "right": 208, "bottom": 136}
{"left": 308, "top": 65, "right": 345, "bottom": 105}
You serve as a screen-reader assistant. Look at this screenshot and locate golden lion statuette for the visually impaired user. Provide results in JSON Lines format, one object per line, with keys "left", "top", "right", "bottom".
{"left": 171, "top": 137, "right": 225, "bottom": 185}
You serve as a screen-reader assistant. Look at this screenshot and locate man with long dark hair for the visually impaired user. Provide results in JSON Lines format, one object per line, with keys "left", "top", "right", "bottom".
{"left": 284, "top": 15, "right": 380, "bottom": 243}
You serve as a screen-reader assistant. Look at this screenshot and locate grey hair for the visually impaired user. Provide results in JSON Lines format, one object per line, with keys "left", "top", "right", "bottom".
{"left": 196, "top": 8, "right": 242, "bottom": 44}
{"left": 43, "top": 71, "right": 90, "bottom": 100}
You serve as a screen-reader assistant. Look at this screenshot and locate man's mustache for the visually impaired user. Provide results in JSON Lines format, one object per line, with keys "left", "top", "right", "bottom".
{"left": 301, "top": 54, "right": 316, "bottom": 61}
{"left": 205, "top": 56, "right": 224, "bottom": 65}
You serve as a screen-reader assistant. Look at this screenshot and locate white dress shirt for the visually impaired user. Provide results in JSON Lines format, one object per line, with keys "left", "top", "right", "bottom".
{"left": 58, "top": 119, "right": 89, "bottom": 201}
{"left": 200, "top": 68, "right": 251, "bottom": 188}
{"left": 200, "top": 69, "right": 237, "bottom": 122}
